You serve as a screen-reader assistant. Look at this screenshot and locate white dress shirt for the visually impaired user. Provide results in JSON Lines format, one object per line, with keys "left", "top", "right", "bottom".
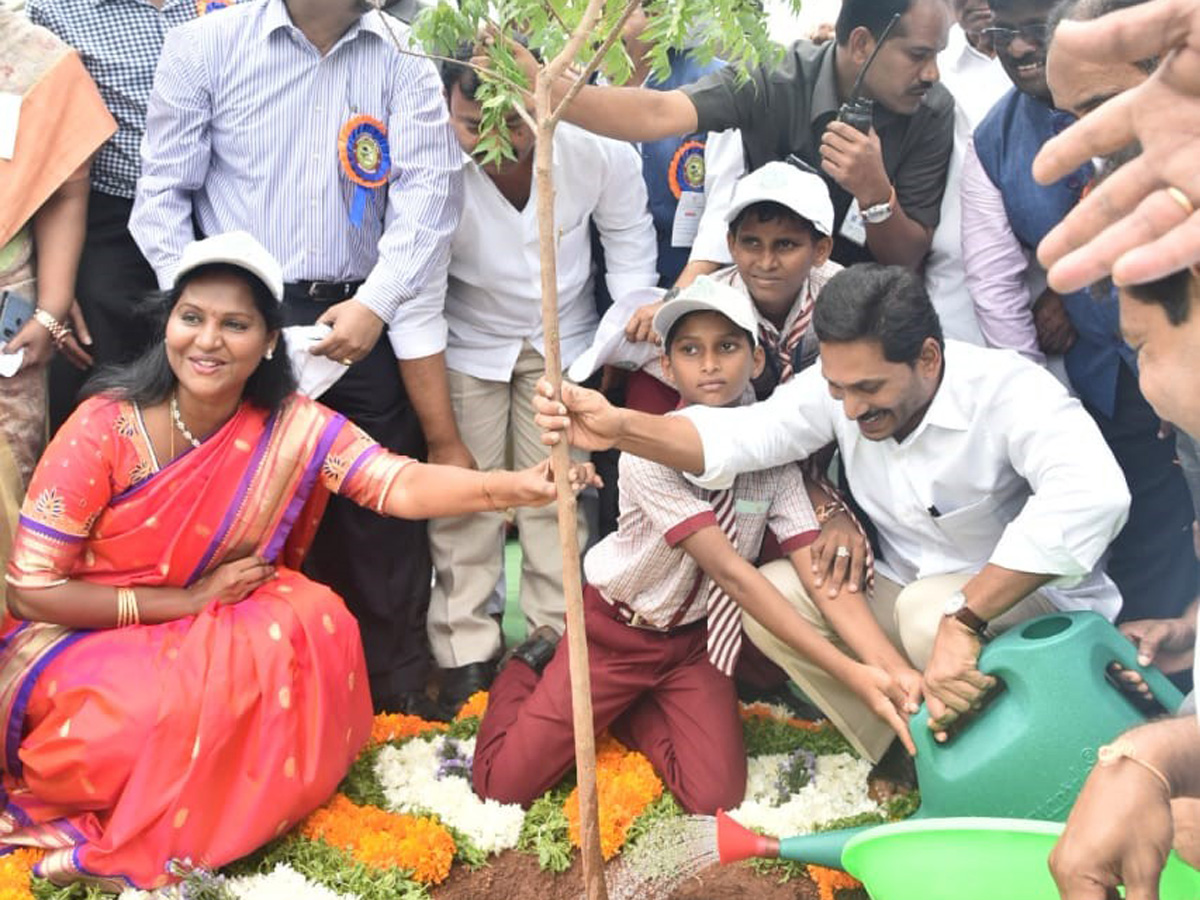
{"left": 688, "top": 127, "right": 746, "bottom": 267}
{"left": 131, "top": 0, "right": 463, "bottom": 325}
{"left": 678, "top": 340, "right": 1130, "bottom": 619}
{"left": 423, "top": 123, "right": 658, "bottom": 382}
{"left": 923, "top": 25, "right": 1009, "bottom": 345}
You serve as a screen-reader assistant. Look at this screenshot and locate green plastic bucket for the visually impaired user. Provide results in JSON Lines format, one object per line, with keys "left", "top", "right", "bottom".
{"left": 841, "top": 818, "right": 1200, "bottom": 900}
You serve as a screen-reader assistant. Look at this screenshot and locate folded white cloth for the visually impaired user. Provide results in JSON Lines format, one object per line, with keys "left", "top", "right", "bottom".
{"left": 567, "top": 286, "right": 666, "bottom": 383}
{"left": 284, "top": 324, "right": 349, "bottom": 400}
{"left": 0, "top": 346, "right": 23, "bottom": 378}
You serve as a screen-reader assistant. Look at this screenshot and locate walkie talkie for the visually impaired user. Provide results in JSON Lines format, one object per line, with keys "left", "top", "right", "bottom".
{"left": 837, "top": 13, "right": 902, "bottom": 134}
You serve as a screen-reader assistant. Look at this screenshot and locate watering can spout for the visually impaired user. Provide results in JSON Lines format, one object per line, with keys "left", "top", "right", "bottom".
{"left": 776, "top": 825, "right": 871, "bottom": 869}
{"left": 716, "top": 810, "right": 779, "bottom": 863}
{"left": 715, "top": 811, "right": 868, "bottom": 870}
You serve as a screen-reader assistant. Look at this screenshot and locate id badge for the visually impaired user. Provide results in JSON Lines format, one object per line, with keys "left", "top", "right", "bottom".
{"left": 839, "top": 199, "right": 867, "bottom": 246}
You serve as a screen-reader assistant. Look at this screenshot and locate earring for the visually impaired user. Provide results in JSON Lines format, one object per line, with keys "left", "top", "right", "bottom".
{"left": 265, "top": 347, "right": 275, "bottom": 361}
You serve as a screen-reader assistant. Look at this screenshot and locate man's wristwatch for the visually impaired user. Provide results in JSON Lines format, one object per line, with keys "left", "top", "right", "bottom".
{"left": 943, "top": 590, "right": 989, "bottom": 638}
{"left": 860, "top": 186, "right": 897, "bottom": 225}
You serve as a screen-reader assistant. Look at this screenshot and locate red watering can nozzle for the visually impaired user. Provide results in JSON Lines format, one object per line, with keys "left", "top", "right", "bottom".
{"left": 716, "top": 809, "right": 779, "bottom": 864}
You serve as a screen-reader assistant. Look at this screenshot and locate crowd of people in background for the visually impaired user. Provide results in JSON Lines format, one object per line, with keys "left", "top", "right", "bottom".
{"left": 2, "top": 0, "right": 1200, "bottom": 894}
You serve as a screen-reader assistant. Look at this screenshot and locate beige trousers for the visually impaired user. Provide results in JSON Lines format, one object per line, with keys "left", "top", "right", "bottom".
{"left": 742, "top": 561, "right": 1058, "bottom": 762}
{"left": 427, "top": 342, "right": 588, "bottom": 667}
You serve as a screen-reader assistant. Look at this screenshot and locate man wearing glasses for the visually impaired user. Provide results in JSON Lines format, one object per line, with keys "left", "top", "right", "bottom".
{"left": 960, "top": 0, "right": 1198, "bottom": 628}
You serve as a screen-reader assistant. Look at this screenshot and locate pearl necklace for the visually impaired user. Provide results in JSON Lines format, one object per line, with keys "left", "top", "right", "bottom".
{"left": 170, "top": 393, "right": 203, "bottom": 449}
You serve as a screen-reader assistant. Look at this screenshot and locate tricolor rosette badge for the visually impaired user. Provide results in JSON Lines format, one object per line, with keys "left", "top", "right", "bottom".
{"left": 338, "top": 115, "right": 391, "bottom": 227}
{"left": 667, "top": 139, "right": 706, "bottom": 199}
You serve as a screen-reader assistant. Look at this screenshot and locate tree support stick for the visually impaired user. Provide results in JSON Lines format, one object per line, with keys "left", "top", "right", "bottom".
{"left": 533, "top": 78, "right": 609, "bottom": 900}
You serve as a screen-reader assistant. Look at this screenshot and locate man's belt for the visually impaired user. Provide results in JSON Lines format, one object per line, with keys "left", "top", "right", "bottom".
{"left": 284, "top": 280, "right": 365, "bottom": 301}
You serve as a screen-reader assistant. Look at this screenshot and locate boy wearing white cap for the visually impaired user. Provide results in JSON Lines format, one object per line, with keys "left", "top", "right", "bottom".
{"left": 618, "top": 161, "right": 841, "bottom": 410}
{"left": 472, "top": 277, "right": 919, "bottom": 814}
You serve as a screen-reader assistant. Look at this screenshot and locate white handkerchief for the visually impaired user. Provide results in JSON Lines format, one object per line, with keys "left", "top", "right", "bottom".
{"left": 567, "top": 286, "right": 666, "bottom": 383}
{"left": 0, "top": 93, "right": 22, "bottom": 161}
{"left": 0, "top": 347, "right": 24, "bottom": 378}
{"left": 284, "top": 324, "right": 349, "bottom": 399}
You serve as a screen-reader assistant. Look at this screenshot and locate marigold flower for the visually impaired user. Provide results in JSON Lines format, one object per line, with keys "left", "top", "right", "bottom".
{"left": 808, "top": 864, "right": 862, "bottom": 900}
{"left": 0, "top": 848, "right": 42, "bottom": 900}
{"left": 301, "top": 793, "right": 455, "bottom": 884}
{"left": 370, "top": 711, "right": 448, "bottom": 745}
{"left": 454, "top": 690, "right": 489, "bottom": 721}
{"left": 564, "top": 734, "right": 663, "bottom": 859}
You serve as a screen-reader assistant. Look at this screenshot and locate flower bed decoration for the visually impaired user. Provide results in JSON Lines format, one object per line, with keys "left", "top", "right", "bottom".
{"left": 13, "top": 693, "right": 908, "bottom": 900}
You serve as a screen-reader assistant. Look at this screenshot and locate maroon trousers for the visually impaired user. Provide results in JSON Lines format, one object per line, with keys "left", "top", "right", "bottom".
{"left": 472, "top": 586, "right": 747, "bottom": 814}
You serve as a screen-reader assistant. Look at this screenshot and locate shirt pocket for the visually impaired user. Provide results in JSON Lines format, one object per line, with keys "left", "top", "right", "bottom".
{"left": 930, "top": 495, "right": 1007, "bottom": 564}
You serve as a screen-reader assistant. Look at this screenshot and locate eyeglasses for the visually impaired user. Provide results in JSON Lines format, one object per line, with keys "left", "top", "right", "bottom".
{"left": 980, "top": 23, "right": 1052, "bottom": 47}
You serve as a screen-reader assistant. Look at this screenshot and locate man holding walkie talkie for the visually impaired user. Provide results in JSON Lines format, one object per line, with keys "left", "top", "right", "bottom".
{"left": 524, "top": 0, "right": 954, "bottom": 270}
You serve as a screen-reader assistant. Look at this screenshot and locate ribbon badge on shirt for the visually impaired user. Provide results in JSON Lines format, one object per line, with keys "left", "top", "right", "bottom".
{"left": 667, "top": 139, "right": 706, "bottom": 199}
{"left": 338, "top": 115, "right": 390, "bottom": 228}
{"left": 196, "top": 0, "right": 232, "bottom": 14}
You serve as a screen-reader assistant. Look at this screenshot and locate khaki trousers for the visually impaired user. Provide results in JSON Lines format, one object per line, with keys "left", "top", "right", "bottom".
{"left": 742, "top": 561, "right": 1058, "bottom": 762}
{"left": 427, "top": 342, "right": 588, "bottom": 667}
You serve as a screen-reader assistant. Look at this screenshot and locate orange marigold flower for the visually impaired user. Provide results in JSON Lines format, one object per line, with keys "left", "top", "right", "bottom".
{"left": 301, "top": 793, "right": 455, "bottom": 884}
{"left": 565, "top": 734, "right": 663, "bottom": 859}
{"left": 370, "top": 711, "right": 448, "bottom": 745}
{"left": 454, "top": 690, "right": 489, "bottom": 721}
{"left": 808, "top": 864, "right": 862, "bottom": 900}
{"left": 0, "top": 848, "right": 43, "bottom": 900}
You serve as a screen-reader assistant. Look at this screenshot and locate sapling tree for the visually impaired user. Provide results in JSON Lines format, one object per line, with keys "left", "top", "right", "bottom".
{"left": 391, "top": 1, "right": 799, "bottom": 895}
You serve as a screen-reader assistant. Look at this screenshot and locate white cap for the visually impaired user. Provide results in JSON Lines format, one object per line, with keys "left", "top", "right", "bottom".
{"left": 567, "top": 286, "right": 667, "bottom": 382}
{"left": 174, "top": 231, "right": 285, "bottom": 302}
{"left": 652, "top": 276, "right": 759, "bottom": 347}
{"left": 725, "top": 161, "right": 834, "bottom": 236}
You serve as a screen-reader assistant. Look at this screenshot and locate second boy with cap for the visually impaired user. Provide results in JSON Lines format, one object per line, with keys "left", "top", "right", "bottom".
{"left": 471, "top": 277, "right": 919, "bottom": 814}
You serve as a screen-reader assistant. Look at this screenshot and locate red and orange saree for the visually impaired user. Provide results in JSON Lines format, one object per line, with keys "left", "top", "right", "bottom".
{"left": 1, "top": 392, "right": 411, "bottom": 888}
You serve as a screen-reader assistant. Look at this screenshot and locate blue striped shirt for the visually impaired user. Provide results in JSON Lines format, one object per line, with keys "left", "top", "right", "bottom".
{"left": 25, "top": 0, "right": 226, "bottom": 198}
{"left": 130, "top": 0, "right": 463, "bottom": 324}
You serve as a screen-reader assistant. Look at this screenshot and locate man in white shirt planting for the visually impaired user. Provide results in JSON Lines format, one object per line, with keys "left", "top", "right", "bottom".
{"left": 534, "top": 262, "right": 1131, "bottom": 760}
{"left": 410, "top": 45, "right": 658, "bottom": 717}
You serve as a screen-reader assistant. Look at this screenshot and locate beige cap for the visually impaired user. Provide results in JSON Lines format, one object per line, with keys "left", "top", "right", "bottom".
{"left": 725, "top": 161, "right": 834, "bottom": 236}
{"left": 174, "top": 231, "right": 285, "bottom": 302}
{"left": 652, "top": 276, "right": 759, "bottom": 347}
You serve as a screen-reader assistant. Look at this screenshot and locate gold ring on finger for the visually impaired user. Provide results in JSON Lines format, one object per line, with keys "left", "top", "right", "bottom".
{"left": 1167, "top": 186, "right": 1195, "bottom": 216}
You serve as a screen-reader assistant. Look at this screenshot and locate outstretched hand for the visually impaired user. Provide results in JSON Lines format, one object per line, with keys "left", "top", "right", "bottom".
{"left": 507, "top": 457, "right": 602, "bottom": 508}
{"left": 1033, "top": 0, "right": 1200, "bottom": 290}
{"left": 533, "top": 378, "right": 624, "bottom": 452}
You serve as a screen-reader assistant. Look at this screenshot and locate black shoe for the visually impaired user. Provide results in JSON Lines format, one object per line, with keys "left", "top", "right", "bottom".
{"left": 868, "top": 737, "right": 919, "bottom": 792}
{"left": 499, "top": 625, "right": 561, "bottom": 675}
{"left": 376, "top": 690, "right": 451, "bottom": 723}
{"left": 437, "top": 660, "right": 497, "bottom": 718}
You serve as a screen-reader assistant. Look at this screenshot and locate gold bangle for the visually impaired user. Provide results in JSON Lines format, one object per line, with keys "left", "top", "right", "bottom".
{"left": 33, "top": 308, "right": 71, "bottom": 346}
{"left": 482, "top": 470, "right": 501, "bottom": 511}
{"left": 1096, "top": 737, "right": 1172, "bottom": 797}
{"left": 116, "top": 586, "right": 140, "bottom": 627}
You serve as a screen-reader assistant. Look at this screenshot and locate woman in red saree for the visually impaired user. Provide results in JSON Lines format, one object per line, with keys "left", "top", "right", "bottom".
{"left": 0, "top": 232, "right": 591, "bottom": 890}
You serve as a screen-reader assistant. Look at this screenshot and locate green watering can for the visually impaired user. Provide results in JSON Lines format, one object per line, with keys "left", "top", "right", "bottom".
{"left": 840, "top": 818, "right": 1200, "bottom": 900}
{"left": 718, "top": 611, "right": 1185, "bottom": 869}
